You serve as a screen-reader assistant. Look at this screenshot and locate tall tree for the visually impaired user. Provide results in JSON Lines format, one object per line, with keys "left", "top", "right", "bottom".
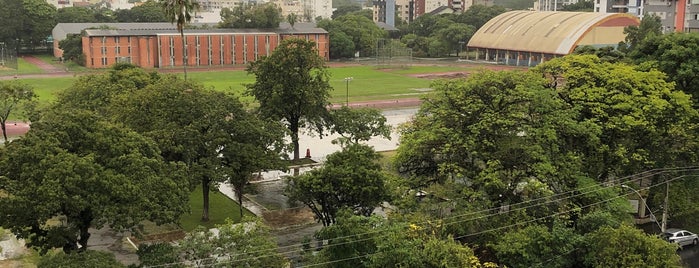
{"left": 0, "top": 109, "right": 189, "bottom": 254}
{"left": 629, "top": 32, "right": 699, "bottom": 101}
{"left": 436, "top": 23, "right": 476, "bottom": 56}
{"left": 176, "top": 218, "right": 285, "bottom": 267}
{"left": 59, "top": 33, "right": 86, "bottom": 65}
{"left": 455, "top": 5, "right": 505, "bottom": 30}
{"left": 218, "top": 104, "right": 289, "bottom": 219}
{"left": 328, "top": 106, "right": 391, "bottom": 146}
{"left": 246, "top": 38, "right": 332, "bottom": 160}
{"left": 581, "top": 224, "right": 681, "bottom": 267}
{"left": 0, "top": 81, "right": 35, "bottom": 143}
{"left": 286, "top": 144, "right": 389, "bottom": 226}
{"left": 160, "top": 0, "right": 199, "bottom": 80}
{"left": 622, "top": 13, "right": 662, "bottom": 53}
{"left": 17, "top": 0, "right": 56, "bottom": 48}
{"left": 56, "top": 6, "right": 98, "bottom": 23}
{"left": 116, "top": 0, "right": 168, "bottom": 22}
{"left": 112, "top": 77, "right": 238, "bottom": 222}
{"left": 219, "top": 3, "right": 282, "bottom": 29}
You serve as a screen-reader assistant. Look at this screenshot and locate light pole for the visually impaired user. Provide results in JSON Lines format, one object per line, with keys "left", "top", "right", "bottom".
{"left": 0, "top": 42, "right": 4, "bottom": 66}
{"left": 344, "top": 77, "right": 353, "bottom": 106}
{"left": 621, "top": 185, "right": 662, "bottom": 231}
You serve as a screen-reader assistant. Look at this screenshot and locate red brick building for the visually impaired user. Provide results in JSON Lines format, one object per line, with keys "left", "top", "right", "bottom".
{"left": 81, "top": 28, "right": 329, "bottom": 68}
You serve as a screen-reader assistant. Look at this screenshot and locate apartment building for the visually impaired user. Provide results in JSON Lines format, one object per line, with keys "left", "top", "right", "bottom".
{"left": 594, "top": 0, "right": 699, "bottom": 32}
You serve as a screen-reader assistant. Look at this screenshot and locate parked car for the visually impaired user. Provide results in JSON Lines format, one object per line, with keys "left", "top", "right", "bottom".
{"left": 661, "top": 228, "right": 699, "bottom": 249}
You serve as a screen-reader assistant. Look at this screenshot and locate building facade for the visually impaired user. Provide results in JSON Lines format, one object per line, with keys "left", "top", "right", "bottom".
{"left": 81, "top": 28, "right": 328, "bottom": 68}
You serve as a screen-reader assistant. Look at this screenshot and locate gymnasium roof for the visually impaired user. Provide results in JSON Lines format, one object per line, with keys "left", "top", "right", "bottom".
{"left": 467, "top": 11, "right": 640, "bottom": 55}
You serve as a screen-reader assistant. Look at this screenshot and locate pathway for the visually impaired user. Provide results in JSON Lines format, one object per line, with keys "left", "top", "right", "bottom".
{"left": 20, "top": 55, "right": 64, "bottom": 73}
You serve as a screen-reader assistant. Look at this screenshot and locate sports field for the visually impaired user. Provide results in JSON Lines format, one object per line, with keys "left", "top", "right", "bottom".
{"left": 9, "top": 62, "right": 521, "bottom": 106}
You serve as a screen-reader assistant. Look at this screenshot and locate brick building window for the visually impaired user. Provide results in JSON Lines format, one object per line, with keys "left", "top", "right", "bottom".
{"left": 169, "top": 37, "right": 175, "bottom": 66}
{"left": 208, "top": 36, "right": 213, "bottom": 65}
{"left": 115, "top": 46, "right": 120, "bottom": 55}
{"left": 254, "top": 35, "right": 259, "bottom": 61}
{"left": 101, "top": 47, "right": 107, "bottom": 55}
{"left": 101, "top": 57, "right": 107, "bottom": 65}
{"left": 196, "top": 36, "right": 201, "bottom": 66}
{"left": 220, "top": 36, "right": 225, "bottom": 65}
{"left": 231, "top": 35, "right": 235, "bottom": 64}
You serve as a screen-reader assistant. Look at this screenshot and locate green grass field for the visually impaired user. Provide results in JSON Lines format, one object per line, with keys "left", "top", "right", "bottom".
{"left": 12, "top": 64, "right": 481, "bottom": 107}
{"left": 179, "top": 185, "right": 255, "bottom": 231}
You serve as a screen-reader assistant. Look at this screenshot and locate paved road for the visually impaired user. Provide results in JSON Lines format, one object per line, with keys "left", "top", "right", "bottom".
{"left": 680, "top": 245, "right": 699, "bottom": 267}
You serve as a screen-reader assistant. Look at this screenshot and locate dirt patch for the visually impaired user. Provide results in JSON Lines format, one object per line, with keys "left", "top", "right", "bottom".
{"left": 410, "top": 72, "right": 471, "bottom": 79}
{"left": 262, "top": 207, "right": 316, "bottom": 229}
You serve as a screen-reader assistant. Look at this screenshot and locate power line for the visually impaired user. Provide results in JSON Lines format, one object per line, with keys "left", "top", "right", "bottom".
{"left": 145, "top": 168, "right": 698, "bottom": 267}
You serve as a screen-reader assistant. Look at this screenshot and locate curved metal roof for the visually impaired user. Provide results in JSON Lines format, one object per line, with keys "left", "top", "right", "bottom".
{"left": 467, "top": 11, "right": 640, "bottom": 55}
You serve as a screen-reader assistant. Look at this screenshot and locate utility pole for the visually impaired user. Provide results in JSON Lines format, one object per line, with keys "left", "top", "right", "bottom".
{"left": 661, "top": 181, "right": 669, "bottom": 232}
{"left": 344, "top": 77, "right": 353, "bottom": 106}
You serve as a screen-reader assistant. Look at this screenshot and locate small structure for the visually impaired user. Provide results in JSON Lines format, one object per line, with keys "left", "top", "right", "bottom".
{"left": 467, "top": 11, "right": 640, "bottom": 66}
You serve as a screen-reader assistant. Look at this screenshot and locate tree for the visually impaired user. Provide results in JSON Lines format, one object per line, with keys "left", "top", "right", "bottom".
{"left": 317, "top": 15, "right": 387, "bottom": 57}
{"left": 175, "top": 218, "right": 285, "bottom": 267}
{"left": 218, "top": 107, "right": 289, "bottom": 218}
{"left": 137, "top": 243, "right": 180, "bottom": 267}
{"left": 629, "top": 33, "right": 699, "bottom": 101}
{"left": 437, "top": 23, "right": 476, "bottom": 56}
{"left": 535, "top": 55, "right": 699, "bottom": 179}
{"left": 286, "top": 144, "right": 389, "bottom": 226}
{"left": 310, "top": 211, "right": 496, "bottom": 267}
{"left": 328, "top": 31, "right": 355, "bottom": 59}
{"left": 0, "top": 81, "right": 34, "bottom": 143}
{"left": 38, "top": 250, "right": 124, "bottom": 268}
{"left": 621, "top": 13, "right": 662, "bottom": 53}
{"left": 580, "top": 224, "right": 681, "bottom": 267}
{"left": 56, "top": 7, "right": 98, "bottom": 23}
{"left": 161, "top": 0, "right": 199, "bottom": 80}
{"left": 116, "top": 0, "right": 168, "bottom": 22}
{"left": 112, "top": 77, "right": 249, "bottom": 222}
{"left": 0, "top": 109, "right": 189, "bottom": 254}
{"left": 17, "top": 0, "right": 56, "bottom": 48}
{"left": 455, "top": 5, "right": 505, "bottom": 30}
{"left": 219, "top": 3, "right": 282, "bottom": 29}
{"left": 59, "top": 33, "right": 86, "bottom": 65}
{"left": 287, "top": 13, "right": 298, "bottom": 29}
{"left": 246, "top": 38, "right": 332, "bottom": 160}
{"left": 332, "top": 4, "right": 362, "bottom": 19}
{"left": 561, "top": 0, "right": 593, "bottom": 11}
{"left": 493, "top": 223, "right": 582, "bottom": 268}
{"left": 328, "top": 106, "right": 391, "bottom": 146}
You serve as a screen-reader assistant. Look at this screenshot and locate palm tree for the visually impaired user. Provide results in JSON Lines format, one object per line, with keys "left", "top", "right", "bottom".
{"left": 161, "top": 0, "right": 199, "bottom": 80}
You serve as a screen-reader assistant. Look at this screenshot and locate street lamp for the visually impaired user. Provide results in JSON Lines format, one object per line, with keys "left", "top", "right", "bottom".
{"left": 344, "top": 77, "right": 353, "bottom": 106}
{"left": 621, "top": 185, "right": 662, "bottom": 231}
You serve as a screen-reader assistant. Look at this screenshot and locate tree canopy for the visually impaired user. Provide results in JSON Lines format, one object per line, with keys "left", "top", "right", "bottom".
{"left": 246, "top": 38, "right": 332, "bottom": 160}
{"left": 286, "top": 144, "right": 389, "bottom": 226}
{"left": 219, "top": 3, "right": 282, "bottom": 29}
{"left": 0, "top": 81, "right": 35, "bottom": 143}
{"left": 0, "top": 108, "right": 189, "bottom": 254}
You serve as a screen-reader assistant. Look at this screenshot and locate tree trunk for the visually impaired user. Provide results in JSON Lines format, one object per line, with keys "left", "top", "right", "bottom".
{"left": 290, "top": 120, "right": 300, "bottom": 175}
{"left": 181, "top": 30, "right": 188, "bottom": 81}
{"left": 201, "top": 178, "right": 210, "bottom": 222}
{"left": 0, "top": 120, "right": 7, "bottom": 143}
{"left": 236, "top": 185, "right": 244, "bottom": 219}
{"left": 77, "top": 209, "right": 93, "bottom": 253}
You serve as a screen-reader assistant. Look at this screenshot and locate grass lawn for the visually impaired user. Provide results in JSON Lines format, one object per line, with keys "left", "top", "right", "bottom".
{"left": 0, "top": 57, "right": 45, "bottom": 76}
{"left": 179, "top": 185, "right": 255, "bottom": 232}
{"left": 12, "top": 64, "right": 480, "bottom": 107}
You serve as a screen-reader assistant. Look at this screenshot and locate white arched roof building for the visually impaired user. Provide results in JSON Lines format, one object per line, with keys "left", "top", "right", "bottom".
{"left": 467, "top": 11, "right": 640, "bottom": 66}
